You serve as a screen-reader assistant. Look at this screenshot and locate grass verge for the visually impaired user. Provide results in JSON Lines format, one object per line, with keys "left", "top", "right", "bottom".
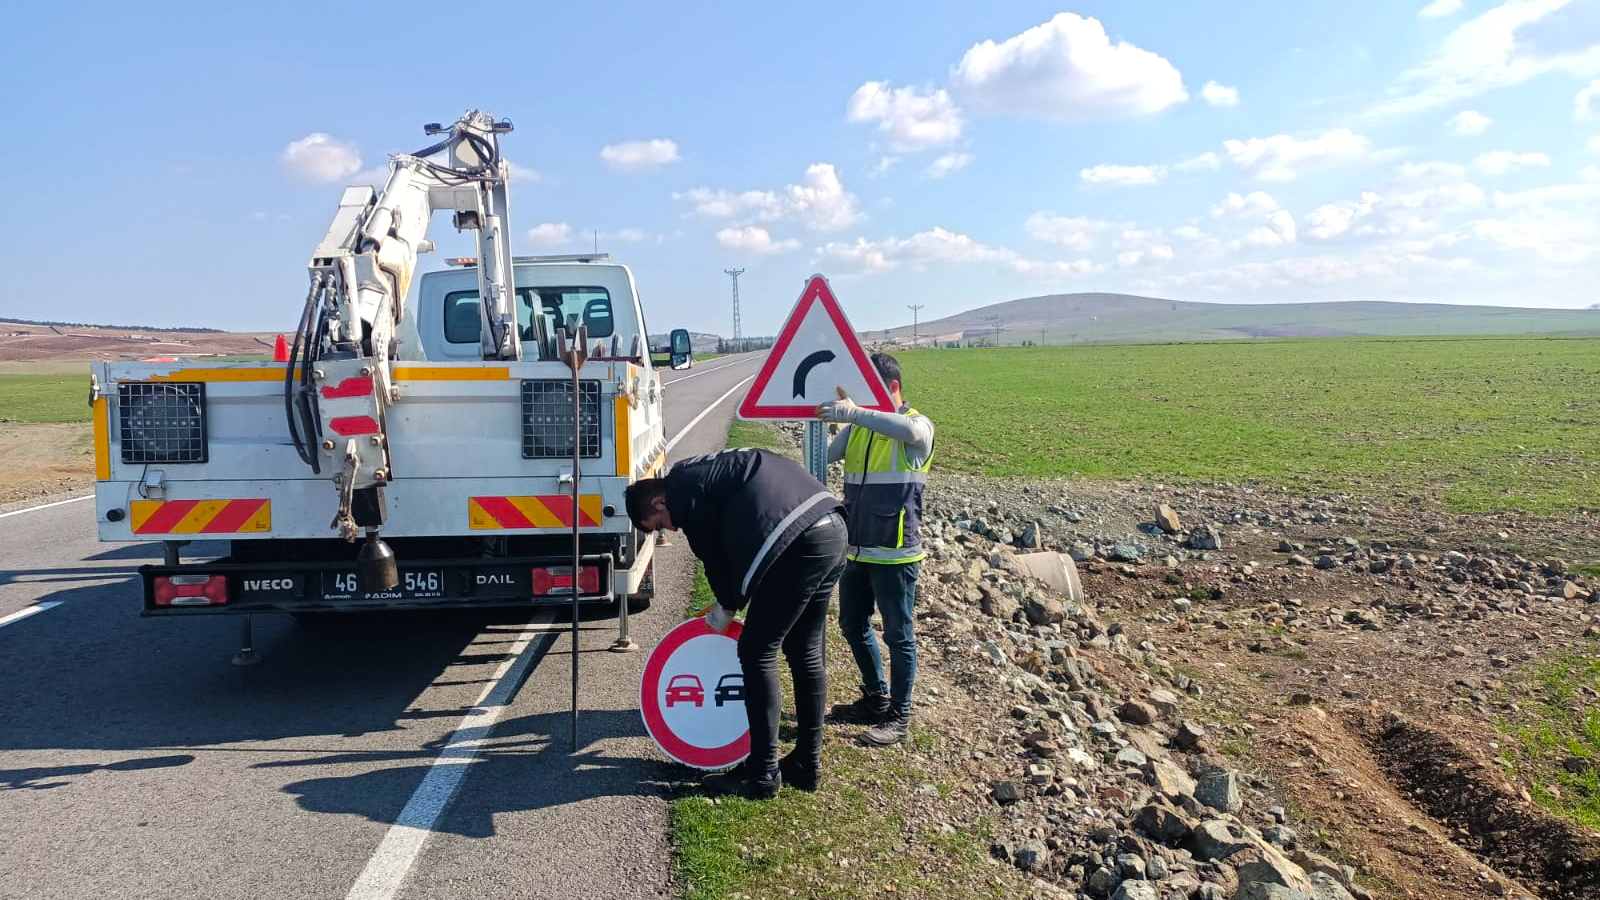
{"left": 1498, "top": 650, "right": 1600, "bottom": 830}
{"left": 897, "top": 337, "right": 1600, "bottom": 514}
{"left": 0, "top": 374, "right": 90, "bottom": 423}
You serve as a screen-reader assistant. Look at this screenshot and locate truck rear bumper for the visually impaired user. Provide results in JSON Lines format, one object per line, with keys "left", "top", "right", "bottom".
{"left": 138, "top": 553, "right": 616, "bottom": 616}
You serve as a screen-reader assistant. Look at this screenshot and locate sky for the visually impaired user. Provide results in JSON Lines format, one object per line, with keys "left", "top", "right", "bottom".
{"left": 1, "top": 0, "right": 1597, "bottom": 336}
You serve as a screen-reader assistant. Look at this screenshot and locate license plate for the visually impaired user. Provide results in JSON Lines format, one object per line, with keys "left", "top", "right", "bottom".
{"left": 237, "top": 573, "right": 304, "bottom": 601}
{"left": 321, "top": 569, "right": 446, "bottom": 601}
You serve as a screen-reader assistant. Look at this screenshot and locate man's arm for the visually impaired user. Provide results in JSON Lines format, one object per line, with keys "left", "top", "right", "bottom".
{"left": 845, "top": 409, "right": 934, "bottom": 468}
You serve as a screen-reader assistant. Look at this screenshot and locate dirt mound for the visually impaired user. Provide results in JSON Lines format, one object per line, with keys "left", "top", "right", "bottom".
{"left": 1368, "top": 713, "right": 1600, "bottom": 899}
{"left": 0, "top": 322, "right": 276, "bottom": 361}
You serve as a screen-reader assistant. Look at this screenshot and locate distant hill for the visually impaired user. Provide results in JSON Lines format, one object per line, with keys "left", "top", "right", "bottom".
{"left": 0, "top": 316, "right": 224, "bottom": 333}
{"left": 865, "top": 294, "right": 1600, "bottom": 346}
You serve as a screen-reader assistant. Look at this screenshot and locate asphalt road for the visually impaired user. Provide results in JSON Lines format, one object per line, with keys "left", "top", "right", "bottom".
{"left": 0, "top": 352, "right": 764, "bottom": 900}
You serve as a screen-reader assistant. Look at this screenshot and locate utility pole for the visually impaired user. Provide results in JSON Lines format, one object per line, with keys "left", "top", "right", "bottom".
{"left": 724, "top": 268, "right": 745, "bottom": 344}
{"left": 906, "top": 303, "right": 924, "bottom": 346}
{"left": 992, "top": 322, "right": 1002, "bottom": 347}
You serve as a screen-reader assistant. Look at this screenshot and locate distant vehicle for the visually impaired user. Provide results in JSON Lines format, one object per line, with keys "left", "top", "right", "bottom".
{"left": 665, "top": 674, "right": 705, "bottom": 708}
{"left": 713, "top": 673, "right": 743, "bottom": 707}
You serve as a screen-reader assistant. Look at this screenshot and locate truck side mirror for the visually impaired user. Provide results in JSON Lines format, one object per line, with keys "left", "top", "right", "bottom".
{"left": 669, "top": 328, "right": 693, "bottom": 370}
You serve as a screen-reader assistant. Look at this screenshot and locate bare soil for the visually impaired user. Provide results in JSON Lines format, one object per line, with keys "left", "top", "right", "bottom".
{"left": 0, "top": 423, "right": 93, "bottom": 506}
{"left": 0, "top": 322, "right": 275, "bottom": 362}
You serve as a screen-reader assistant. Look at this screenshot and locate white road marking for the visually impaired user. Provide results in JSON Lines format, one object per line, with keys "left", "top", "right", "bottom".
{"left": 344, "top": 614, "right": 559, "bottom": 900}
{"left": 0, "top": 495, "right": 93, "bottom": 521}
{"left": 659, "top": 352, "right": 760, "bottom": 384}
{"left": 663, "top": 375, "right": 756, "bottom": 457}
{"left": 344, "top": 362, "right": 755, "bottom": 900}
{"left": 0, "top": 601, "right": 64, "bottom": 629}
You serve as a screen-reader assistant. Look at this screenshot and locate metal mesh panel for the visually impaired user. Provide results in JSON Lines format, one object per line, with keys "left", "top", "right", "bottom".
{"left": 521, "top": 379, "right": 601, "bottom": 459}
{"left": 118, "top": 382, "right": 207, "bottom": 464}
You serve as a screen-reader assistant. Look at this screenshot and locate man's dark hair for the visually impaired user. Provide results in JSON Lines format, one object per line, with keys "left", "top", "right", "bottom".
{"left": 871, "top": 351, "right": 902, "bottom": 389}
{"left": 624, "top": 478, "right": 668, "bottom": 531}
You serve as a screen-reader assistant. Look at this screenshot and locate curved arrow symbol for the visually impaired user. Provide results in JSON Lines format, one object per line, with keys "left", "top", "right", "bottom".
{"left": 792, "top": 350, "right": 835, "bottom": 398}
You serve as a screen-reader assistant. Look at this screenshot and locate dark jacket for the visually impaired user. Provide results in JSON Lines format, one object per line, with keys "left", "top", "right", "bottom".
{"left": 664, "top": 448, "right": 842, "bottom": 611}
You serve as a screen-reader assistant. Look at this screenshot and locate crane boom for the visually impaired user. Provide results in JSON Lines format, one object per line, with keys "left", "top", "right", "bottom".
{"left": 287, "top": 110, "right": 520, "bottom": 583}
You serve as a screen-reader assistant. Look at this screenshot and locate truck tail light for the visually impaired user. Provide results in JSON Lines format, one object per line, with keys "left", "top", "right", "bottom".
{"left": 153, "top": 574, "right": 228, "bottom": 606}
{"left": 530, "top": 565, "right": 601, "bottom": 597}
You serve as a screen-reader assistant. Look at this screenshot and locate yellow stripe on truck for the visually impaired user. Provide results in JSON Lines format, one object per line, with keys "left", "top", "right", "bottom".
{"left": 615, "top": 395, "right": 631, "bottom": 476}
{"left": 93, "top": 397, "right": 110, "bottom": 480}
{"left": 391, "top": 366, "right": 511, "bottom": 381}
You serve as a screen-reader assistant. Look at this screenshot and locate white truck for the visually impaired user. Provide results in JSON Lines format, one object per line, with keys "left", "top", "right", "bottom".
{"left": 87, "top": 111, "right": 687, "bottom": 649}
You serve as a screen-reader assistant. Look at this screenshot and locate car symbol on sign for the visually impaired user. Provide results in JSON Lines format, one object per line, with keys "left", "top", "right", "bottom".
{"left": 713, "top": 673, "right": 744, "bottom": 707}
{"left": 664, "top": 674, "right": 704, "bottom": 708}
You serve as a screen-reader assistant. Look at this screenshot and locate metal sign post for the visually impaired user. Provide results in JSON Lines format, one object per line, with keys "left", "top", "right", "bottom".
{"left": 803, "top": 421, "right": 828, "bottom": 482}
{"left": 560, "top": 324, "right": 590, "bottom": 751}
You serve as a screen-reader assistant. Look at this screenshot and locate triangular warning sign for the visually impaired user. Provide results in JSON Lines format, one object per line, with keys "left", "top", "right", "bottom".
{"left": 738, "top": 274, "right": 894, "bottom": 420}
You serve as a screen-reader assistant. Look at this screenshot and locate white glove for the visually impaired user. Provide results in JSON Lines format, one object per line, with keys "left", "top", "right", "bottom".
{"left": 705, "top": 603, "right": 734, "bottom": 633}
{"left": 816, "top": 386, "right": 861, "bottom": 424}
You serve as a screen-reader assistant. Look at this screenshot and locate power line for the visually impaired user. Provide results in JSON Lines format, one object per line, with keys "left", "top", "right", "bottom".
{"left": 906, "top": 304, "right": 925, "bottom": 346}
{"left": 723, "top": 268, "right": 745, "bottom": 341}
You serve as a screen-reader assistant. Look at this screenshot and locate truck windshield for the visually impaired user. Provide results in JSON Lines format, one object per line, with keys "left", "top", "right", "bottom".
{"left": 444, "top": 287, "right": 614, "bottom": 343}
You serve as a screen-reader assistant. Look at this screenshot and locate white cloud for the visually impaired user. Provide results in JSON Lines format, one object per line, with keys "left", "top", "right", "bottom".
{"left": 1133, "top": 249, "right": 1474, "bottom": 296}
{"left": 1200, "top": 81, "right": 1240, "bottom": 107}
{"left": 1007, "top": 258, "right": 1102, "bottom": 278}
{"left": 1080, "top": 163, "right": 1167, "bottom": 186}
{"left": 1175, "top": 151, "right": 1222, "bottom": 172}
{"left": 1580, "top": 165, "right": 1600, "bottom": 182}
{"left": 923, "top": 152, "right": 974, "bottom": 179}
{"left": 599, "top": 227, "right": 648, "bottom": 243}
{"left": 1579, "top": 78, "right": 1600, "bottom": 119}
{"left": 1419, "top": 0, "right": 1464, "bottom": 18}
{"left": 1373, "top": 0, "right": 1600, "bottom": 115}
{"left": 675, "top": 163, "right": 861, "bottom": 232}
{"left": 248, "top": 211, "right": 292, "bottom": 222}
{"left": 279, "top": 133, "right": 362, "bottom": 183}
{"left": 816, "top": 227, "right": 1015, "bottom": 274}
{"left": 951, "top": 12, "right": 1187, "bottom": 121}
{"left": 1223, "top": 128, "right": 1371, "bottom": 180}
{"left": 1174, "top": 225, "right": 1207, "bottom": 241}
{"left": 1211, "top": 191, "right": 1281, "bottom": 218}
{"left": 868, "top": 156, "right": 900, "bottom": 178}
{"left": 1241, "top": 210, "right": 1299, "bottom": 247}
{"left": 506, "top": 161, "right": 544, "bottom": 183}
{"left": 526, "top": 222, "right": 572, "bottom": 246}
{"left": 1590, "top": 135, "right": 1600, "bottom": 152}
{"left": 1473, "top": 150, "right": 1552, "bottom": 174}
{"left": 716, "top": 226, "right": 801, "bottom": 255}
{"left": 1117, "top": 245, "right": 1176, "bottom": 267}
{"left": 1304, "top": 192, "right": 1384, "bottom": 239}
{"left": 599, "top": 138, "right": 681, "bottom": 172}
{"left": 1445, "top": 110, "right": 1493, "bottom": 134}
{"left": 1024, "top": 213, "right": 1126, "bottom": 249}
{"left": 846, "top": 82, "right": 964, "bottom": 150}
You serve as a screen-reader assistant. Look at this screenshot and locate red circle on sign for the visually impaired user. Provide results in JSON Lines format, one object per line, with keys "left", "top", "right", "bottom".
{"left": 640, "top": 617, "right": 749, "bottom": 770}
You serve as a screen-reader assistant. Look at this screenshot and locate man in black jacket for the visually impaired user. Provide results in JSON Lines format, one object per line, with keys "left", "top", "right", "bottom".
{"left": 626, "top": 448, "right": 846, "bottom": 798}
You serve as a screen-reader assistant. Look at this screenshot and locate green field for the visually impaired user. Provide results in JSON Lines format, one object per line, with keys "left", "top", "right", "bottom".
{"left": 898, "top": 336, "right": 1600, "bottom": 514}
{"left": 0, "top": 374, "right": 89, "bottom": 423}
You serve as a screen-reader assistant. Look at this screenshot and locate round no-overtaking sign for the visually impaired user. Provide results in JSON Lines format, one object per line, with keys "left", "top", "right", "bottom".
{"left": 640, "top": 617, "right": 749, "bottom": 769}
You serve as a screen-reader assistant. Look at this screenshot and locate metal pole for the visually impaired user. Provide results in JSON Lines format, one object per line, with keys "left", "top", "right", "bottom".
{"left": 804, "top": 421, "right": 827, "bottom": 482}
{"left": 907, "top": 304, "right": 924, "bottom": 347}
{"left": 565, "top": 325, "right": 589, "bottom": 750}
{"left": 724, "top": 268, "right": 745, "bottom": 344}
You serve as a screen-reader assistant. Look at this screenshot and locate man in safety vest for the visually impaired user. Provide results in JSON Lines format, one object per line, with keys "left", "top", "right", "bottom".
{"left": 816, "top": 352, "right": 934, "bottom": 746}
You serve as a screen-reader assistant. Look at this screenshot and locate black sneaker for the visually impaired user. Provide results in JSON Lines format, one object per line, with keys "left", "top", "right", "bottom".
{"left": 778, "top": 752, "right": 819, "bottom": 792}
{"left": 700, "top": 762, "right": 781, "bottom": 800}
{"left": 861, "top": 714, "right": 910, "bottom": 747}
{"left": 828, "top": 690, "right": 892, "bottom": 724}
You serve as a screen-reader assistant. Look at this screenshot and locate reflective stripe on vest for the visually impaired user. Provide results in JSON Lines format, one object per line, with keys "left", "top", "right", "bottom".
{"left": 842, "top": 406, "right": 933, "bottom": 564}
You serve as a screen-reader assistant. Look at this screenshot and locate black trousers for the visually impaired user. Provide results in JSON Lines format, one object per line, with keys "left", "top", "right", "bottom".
{"left": 737, "top": 514, "right": 848, "bottom": 775}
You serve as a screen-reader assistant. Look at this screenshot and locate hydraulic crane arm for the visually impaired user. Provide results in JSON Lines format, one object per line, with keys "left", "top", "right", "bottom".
{"left": 285, "top": 110, "right": 520, "bottom": 584}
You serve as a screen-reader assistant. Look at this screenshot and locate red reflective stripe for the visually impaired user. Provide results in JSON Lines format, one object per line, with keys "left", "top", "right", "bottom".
{"left": 329, "top": 416, "right": 381, "bottom": 436}
{"left": 202, "top": 498, "right": 267, "bottom": 534}
{"left": 534, "top": 495, "right": 598, "bottom": 526}
{"left": 320, "top": 376, "right": 374, "bottom": 400}
{"left": 134, "top": 500, "right": 199, "bottom": 535}
{"left": 474, "top": 496, "right": 533, "bottom": 529}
